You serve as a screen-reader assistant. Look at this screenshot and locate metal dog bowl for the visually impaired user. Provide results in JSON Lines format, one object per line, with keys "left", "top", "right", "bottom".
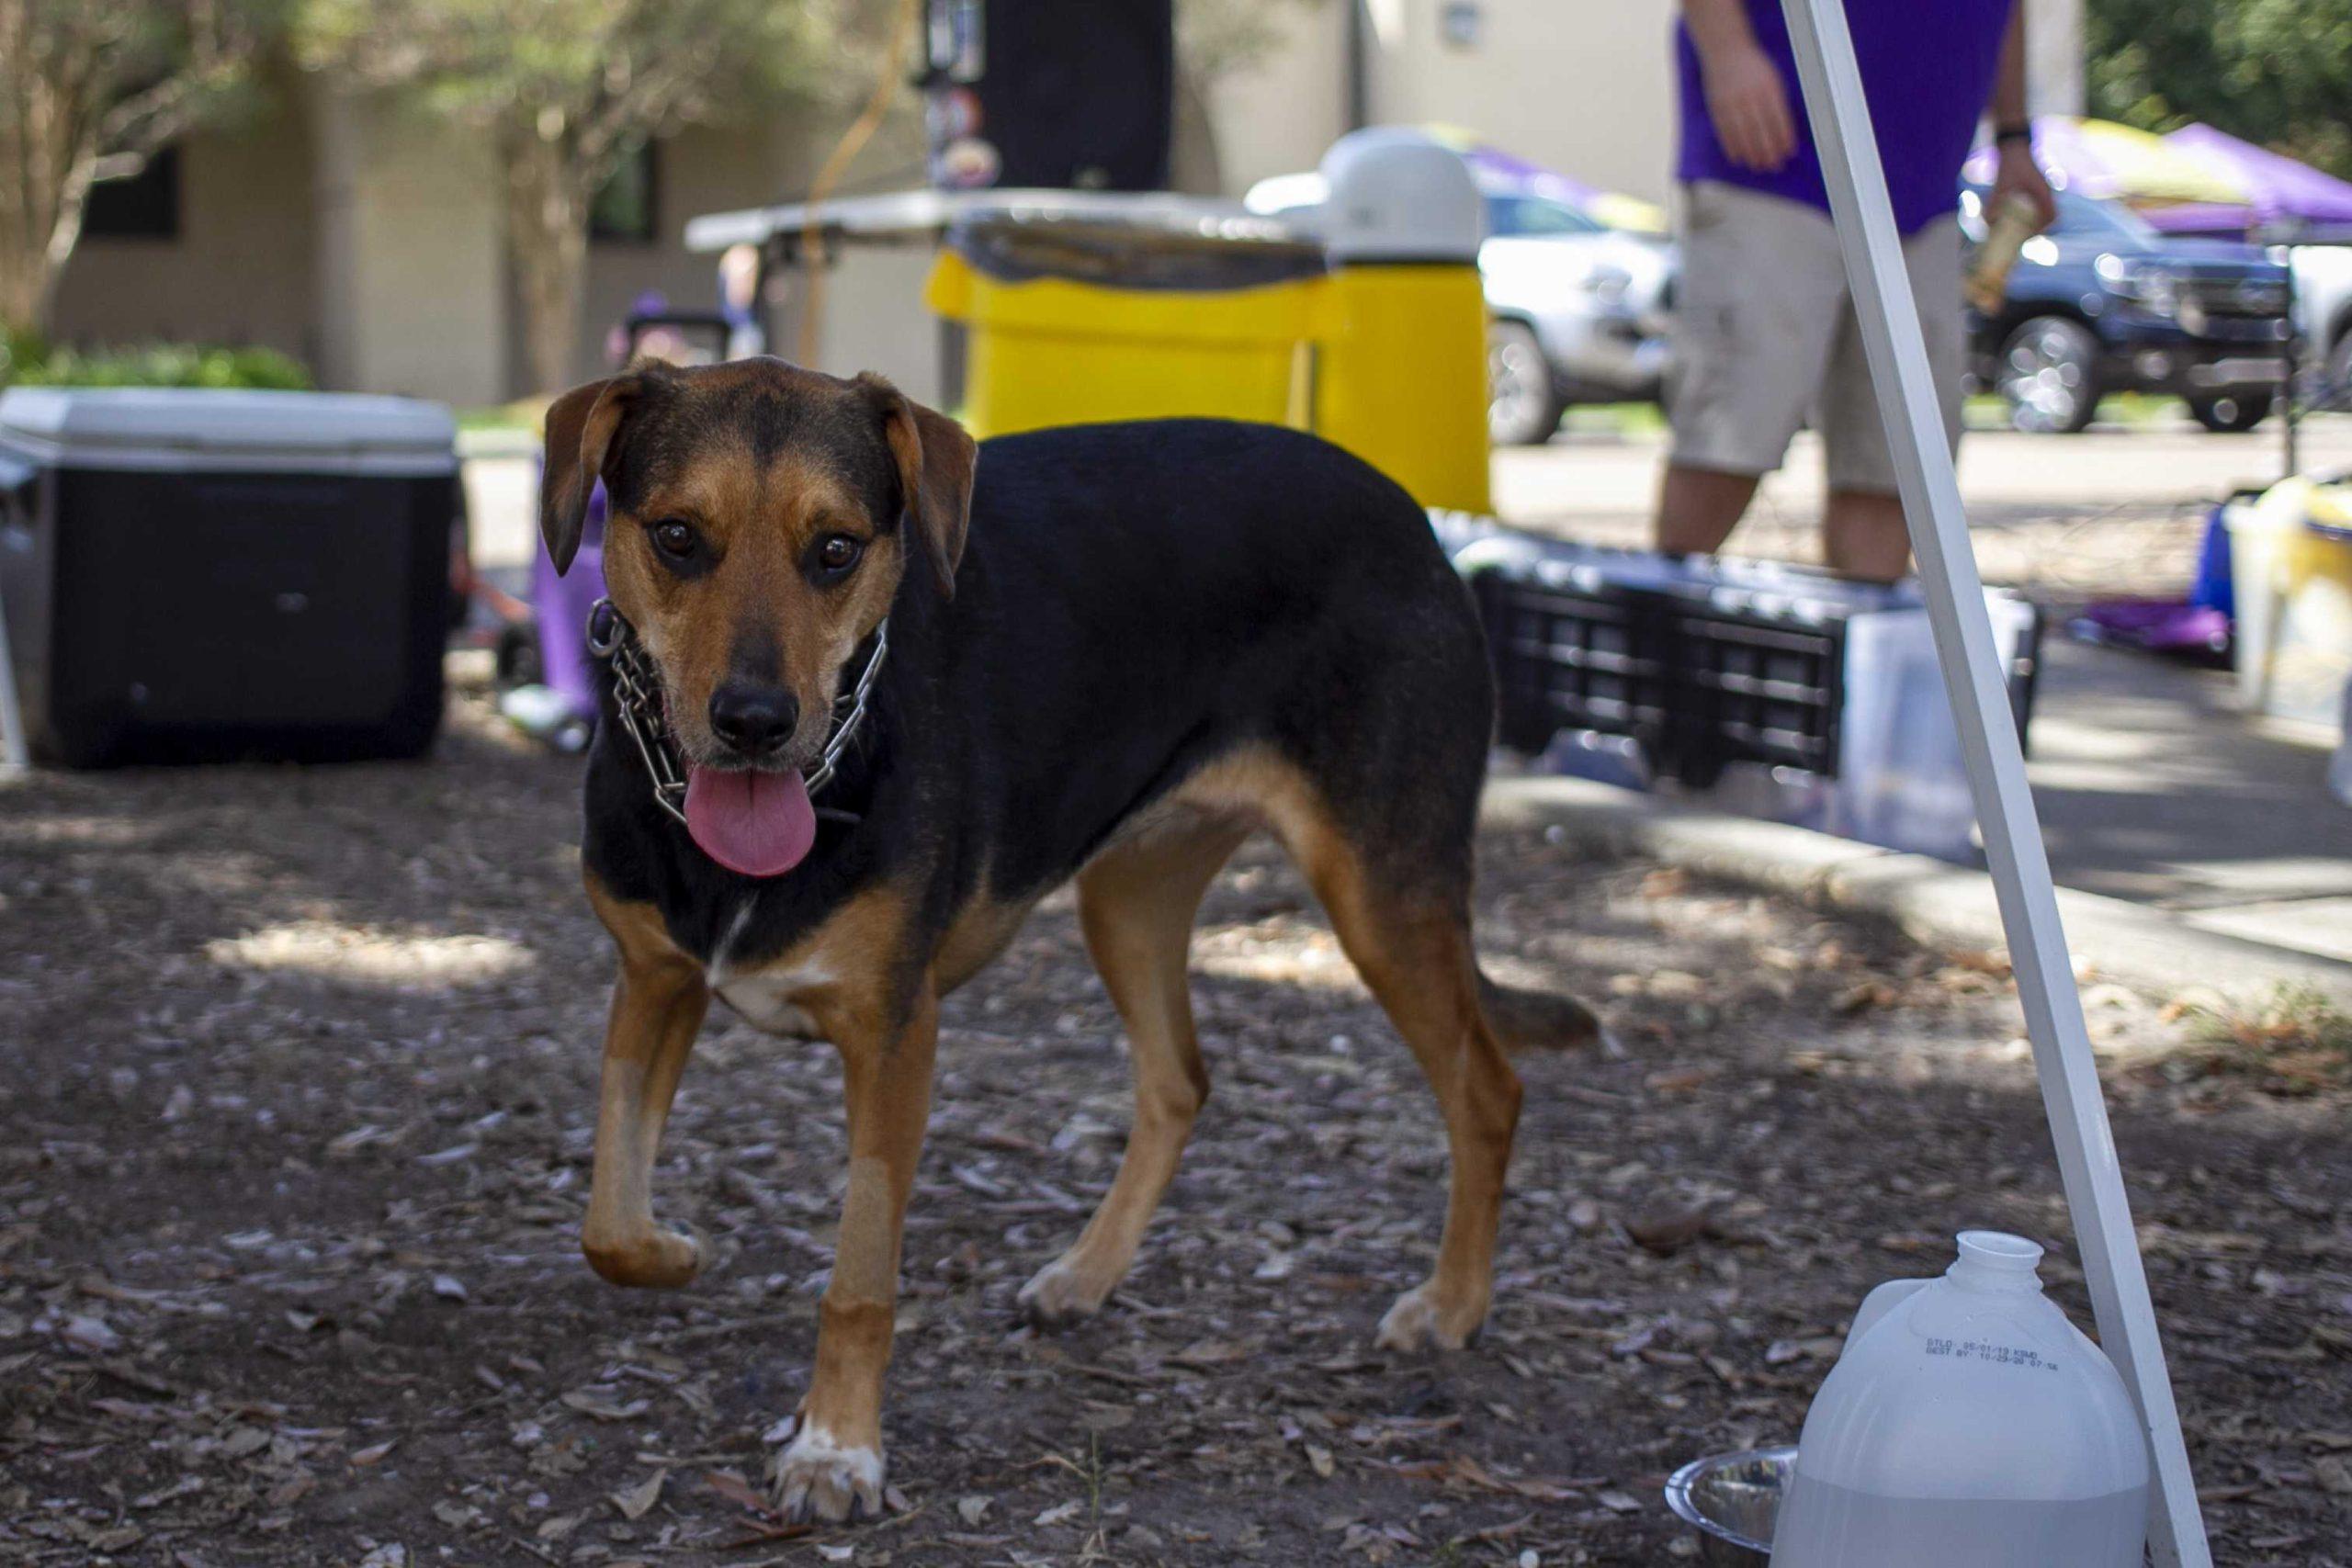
{"left": 1663, "top": 1447, "right": 1793, "bottom": 1564}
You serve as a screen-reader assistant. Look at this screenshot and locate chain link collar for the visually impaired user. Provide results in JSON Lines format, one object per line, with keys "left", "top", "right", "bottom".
{"left": 586, "top": 597, "right": 888, "bottom": 829}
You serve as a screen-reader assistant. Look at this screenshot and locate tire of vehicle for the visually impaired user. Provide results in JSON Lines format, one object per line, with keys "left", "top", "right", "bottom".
{"left": 1996, "top": 315, "right": 2101, "bottom": 434}
{"left": 1488, "top": 319, "right": 1566, "bottom": 446}
{"left": 2187, "top": 392, "right": 2274, "bottom": 434}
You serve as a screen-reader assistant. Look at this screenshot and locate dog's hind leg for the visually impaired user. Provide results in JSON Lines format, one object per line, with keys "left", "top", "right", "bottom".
{"left": 1018, "top": 817, "right": 1250, "bottom": 1327}
{"left": 1278, "top": 812, "right": 1521, "bottom": 1354}
{"left": 582, "top": 875, "right": 711, "bottom": 1289}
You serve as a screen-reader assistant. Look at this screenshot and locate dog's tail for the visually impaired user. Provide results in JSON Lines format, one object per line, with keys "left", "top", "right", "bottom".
{"left": 1476, "top": 968, "right": 1611, "bottom": 1055}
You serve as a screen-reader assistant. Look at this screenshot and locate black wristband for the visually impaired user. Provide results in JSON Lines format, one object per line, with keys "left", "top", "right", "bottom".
{"left": 1993, "top": 124, "right": 2033, "bottom": 147}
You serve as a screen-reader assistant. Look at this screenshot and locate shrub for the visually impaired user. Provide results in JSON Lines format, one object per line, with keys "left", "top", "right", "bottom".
{"left": 0, "top": 340, "right": 312, "bottom": 391}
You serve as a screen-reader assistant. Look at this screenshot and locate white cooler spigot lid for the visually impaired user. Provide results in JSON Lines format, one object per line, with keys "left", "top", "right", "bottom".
{"left": 1317, "top": 128, "right": 1485, "bottom": 265}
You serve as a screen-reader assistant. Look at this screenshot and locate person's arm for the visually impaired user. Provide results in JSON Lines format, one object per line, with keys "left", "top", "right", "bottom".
{"left": 1985, "top": 2, "right": 2058, "bottom": 230}
{"left": 1685, "top": 0, "right": 1795, "bottom": 172}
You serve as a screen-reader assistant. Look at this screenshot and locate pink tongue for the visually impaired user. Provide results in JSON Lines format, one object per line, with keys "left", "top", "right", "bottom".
{"left": 684, "top": 767, "right": 818, "bottom": 877}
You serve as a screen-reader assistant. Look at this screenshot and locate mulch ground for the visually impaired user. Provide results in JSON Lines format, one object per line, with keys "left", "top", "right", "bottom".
{"left": 3, "top": 677, "right": 2348, "bottom": 1567}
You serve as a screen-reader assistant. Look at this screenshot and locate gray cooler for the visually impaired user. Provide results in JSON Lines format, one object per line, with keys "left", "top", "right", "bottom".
{"left": 0, "top": 388, "right": 458, "bottom": 765}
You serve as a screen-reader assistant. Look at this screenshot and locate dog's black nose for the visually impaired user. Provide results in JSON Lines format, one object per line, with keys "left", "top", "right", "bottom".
{"left": 708, "top": 683, "right": 799, "bottom": 756}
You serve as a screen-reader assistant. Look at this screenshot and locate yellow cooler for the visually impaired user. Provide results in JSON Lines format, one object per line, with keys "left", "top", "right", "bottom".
{"left": 2230, "top": 474, "right": 2352, "bottom": 727}
{"left": 925, "top": 220, "right": 1322, "bottom": 437}
{"left": 925, "top": 130, "right": 1493, "bottom": 514}
{"left": 1311, "top": 262, "right": 1493, "bottom": 515}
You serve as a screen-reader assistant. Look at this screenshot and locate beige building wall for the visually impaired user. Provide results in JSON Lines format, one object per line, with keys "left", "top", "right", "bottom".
{"left": 51, "top": 108, "right": 317, "bottom": 362}
{"left": 1200, "top": 3, "right": 1353, "bottom": 198}
{"left": 310, "top": 85, "right": 507, "bottom": 406}
{"left": 1202, "top": 0, "right": 1680, "bottom": 202}
{"left": 1363, "top": 0, "right": 1679, "bottom": 201}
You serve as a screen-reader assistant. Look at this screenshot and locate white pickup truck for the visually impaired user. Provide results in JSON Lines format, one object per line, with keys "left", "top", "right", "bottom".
{"left": 2294, "top": 245, "right": 2352, "bottom": 399}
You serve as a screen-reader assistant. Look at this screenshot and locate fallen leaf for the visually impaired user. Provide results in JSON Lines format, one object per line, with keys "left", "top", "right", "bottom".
{"left": 705, "top": 1469, "right": 782, "bottom": 1519}
{"left": 1624, "top": 1197, "right": 1715, "bottom": 1256}
{"left": 560, "top": 1388, "right": 650, "bottom": 1422}
{"left": 612, "top": 1468, "right": 665, "bottom": 1520}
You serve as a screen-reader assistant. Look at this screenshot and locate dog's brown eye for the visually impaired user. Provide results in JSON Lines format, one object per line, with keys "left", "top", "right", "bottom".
{"left": 650, "top": 521, "right": 697, "bottom": 560}
{"left": 814, "top": 533, "right": 863, "bottom": 576}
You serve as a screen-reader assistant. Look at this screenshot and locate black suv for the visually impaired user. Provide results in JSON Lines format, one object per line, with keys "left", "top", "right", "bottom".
{"left": 1963, "top": 186, "right": 2291, "bottom": 433}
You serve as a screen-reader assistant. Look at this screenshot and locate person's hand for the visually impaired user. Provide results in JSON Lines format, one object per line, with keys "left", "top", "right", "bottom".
{"left": 1989, "top": 141, "right": 2057, "bottom": 232}
{"left": 1702, "top": 43, "right": 1797, "bottom": 172}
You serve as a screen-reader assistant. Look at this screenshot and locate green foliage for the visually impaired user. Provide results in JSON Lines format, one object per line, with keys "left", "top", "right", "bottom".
{"left": 298, "top": 0, "right": 842, "bottom": 185}
{"left": 1, "top": 341, "right": 312, "bottom": 391}
{"left": 2086, "top": 0, "right": 2352, "bottom": 179}
{"left": 3, "top": 0, "right": 289, "bottom": 164}
{"left": 0, "top": 0, "right": 290, "bottom": 333}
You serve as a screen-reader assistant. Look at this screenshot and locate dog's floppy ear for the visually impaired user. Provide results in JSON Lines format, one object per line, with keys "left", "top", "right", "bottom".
{"left": 859, "top": 373, "right": 977, "bottom": 597}
{"left": 539, "top": 374, "right": 643, "bottom": 576}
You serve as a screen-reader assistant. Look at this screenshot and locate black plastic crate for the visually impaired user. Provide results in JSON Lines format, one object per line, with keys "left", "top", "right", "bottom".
{"left": 1466, "top": 546, "right": 2039, "bottom": 788}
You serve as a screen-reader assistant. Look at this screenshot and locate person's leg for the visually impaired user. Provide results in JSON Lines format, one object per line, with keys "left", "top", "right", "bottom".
{"left": 1654, "top": 183, "right": 1843, "bottom": 558}
{"left": 1821, "top": 489, "right": 1912, "bottom": 581}
{"left": 1657, "top": 463, "right": 1764, "bottom": 556}
{"left": 1818, "top": 214, "right": 1968, "bottom": 581}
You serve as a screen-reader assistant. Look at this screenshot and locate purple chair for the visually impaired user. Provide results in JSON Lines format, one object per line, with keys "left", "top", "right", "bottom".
{"left": 531, "top": 479, "right": 608, "bottom": 723}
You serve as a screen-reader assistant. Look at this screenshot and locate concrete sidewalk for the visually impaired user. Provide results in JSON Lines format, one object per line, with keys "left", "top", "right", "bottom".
{"left": 2026, "top": 635, "right": 2352, "bottom": 961}
{"left": 1482, "top": 773, "right": 2352, "bottom": 1005}
{"left": 1491, "top": 409, "right": 2352, "bottom": 981}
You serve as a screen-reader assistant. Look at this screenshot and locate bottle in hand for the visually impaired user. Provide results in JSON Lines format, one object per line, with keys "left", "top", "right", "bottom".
{"left": 1964, "top": 194, "right": 2041, "bottom": 316}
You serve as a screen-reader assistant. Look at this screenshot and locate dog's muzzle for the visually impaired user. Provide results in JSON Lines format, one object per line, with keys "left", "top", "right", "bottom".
{"left": 586, "top": 598, "right": 888, "bottom": 829}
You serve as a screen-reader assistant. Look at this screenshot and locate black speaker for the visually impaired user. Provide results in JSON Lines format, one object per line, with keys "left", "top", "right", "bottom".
{"left": 926, "top": 0, "right": 1173, "bottom": 192}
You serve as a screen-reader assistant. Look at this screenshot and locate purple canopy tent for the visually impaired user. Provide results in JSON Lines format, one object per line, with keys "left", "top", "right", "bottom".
{"left": 1962, "top": 115, "right": 2244, "bottom": 209}
{"left": 2160, "top": 124, "right": 2352, "bottom": 241}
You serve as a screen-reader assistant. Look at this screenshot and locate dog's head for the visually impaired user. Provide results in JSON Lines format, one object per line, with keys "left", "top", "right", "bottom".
{"left": 539, "top": 358, "right": 975, "bottom": 874}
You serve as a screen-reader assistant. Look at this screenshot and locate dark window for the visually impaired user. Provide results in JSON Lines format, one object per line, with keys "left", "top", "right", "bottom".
{"left": 1484, "top": 194, "right": 1603, "bottom": 239}
{"left": 84, "top": 146, "right": 182, "bottom": 241}
{"left": 591, "top": 142, "right": 659, "bottom": 243}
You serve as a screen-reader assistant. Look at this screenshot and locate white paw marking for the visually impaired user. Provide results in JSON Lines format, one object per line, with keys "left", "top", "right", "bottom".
{"left": 1017, "top": 1258, "right": 1102, "bottom": 1325}
{"left": 771, "top": 1420, "right": 886, "bottom": 1523}
{"left": 1374, "top": 1283, "right": 1470, "bottom": 1353}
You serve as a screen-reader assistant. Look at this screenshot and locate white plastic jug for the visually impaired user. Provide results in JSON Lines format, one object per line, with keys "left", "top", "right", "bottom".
{"left": 1770, "top": 1232, "right": 2150, "bottom": 1567}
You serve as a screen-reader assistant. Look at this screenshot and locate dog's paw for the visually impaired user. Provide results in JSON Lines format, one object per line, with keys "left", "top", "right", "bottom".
{"left": 1374, "top": 1282, "right": 1480, "bottom": 1354}
{"left": 581, "top": 1224, "right": 702, "bottom": 1290}
{"left": 768, "top": 1418, "right": 887, "bottom": 1524}
{"left": 1015, "top": 1258, "right": 1106, "bottom": 1330}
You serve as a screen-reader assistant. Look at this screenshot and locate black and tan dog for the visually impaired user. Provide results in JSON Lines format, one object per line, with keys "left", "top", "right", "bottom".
{"left": 541, "top": 358, "right": 1601, "bottom": 1522}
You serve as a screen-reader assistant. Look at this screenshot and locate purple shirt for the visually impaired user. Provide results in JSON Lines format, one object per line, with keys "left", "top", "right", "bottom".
{"left": 1678, "top": 0, "right": 2013, "bottom": 234}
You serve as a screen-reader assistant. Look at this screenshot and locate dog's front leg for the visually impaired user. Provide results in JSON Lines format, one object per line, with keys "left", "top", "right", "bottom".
{"left": 772, "top": 982, "right": 939, "bottom": 1524}
{"left": 582, "top": 879, "right": 710, "bottom": 1288}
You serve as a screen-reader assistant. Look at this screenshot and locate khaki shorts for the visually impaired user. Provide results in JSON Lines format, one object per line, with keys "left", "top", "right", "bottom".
{"left": 1668, "top": 180, "right": 1964, "bottom": 494}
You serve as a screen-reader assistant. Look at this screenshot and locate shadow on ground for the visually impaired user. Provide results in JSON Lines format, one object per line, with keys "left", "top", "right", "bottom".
{"left": 2, "top": 685, "right": 2345, "bottom": 1565}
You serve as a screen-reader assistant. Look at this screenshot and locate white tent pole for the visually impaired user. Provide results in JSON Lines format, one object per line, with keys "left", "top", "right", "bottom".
{"left": 1776, "top": 2, "right": 2210, "bottom": 1562}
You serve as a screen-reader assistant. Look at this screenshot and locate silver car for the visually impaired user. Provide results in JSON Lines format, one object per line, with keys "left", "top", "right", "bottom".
{"left": 1478, "top": 188, "right": 1676, "bottom": 444}
{"left": 1244, "top": 171, "right": 1676, "bottom": 446}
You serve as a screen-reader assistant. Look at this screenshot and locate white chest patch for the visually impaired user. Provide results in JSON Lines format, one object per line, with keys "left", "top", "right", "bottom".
{"left": 707, "top": 903, "right": 836, "bottom": 1040}
{"left": 713, "top": 963, "right": 830, "bottom": 1039}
